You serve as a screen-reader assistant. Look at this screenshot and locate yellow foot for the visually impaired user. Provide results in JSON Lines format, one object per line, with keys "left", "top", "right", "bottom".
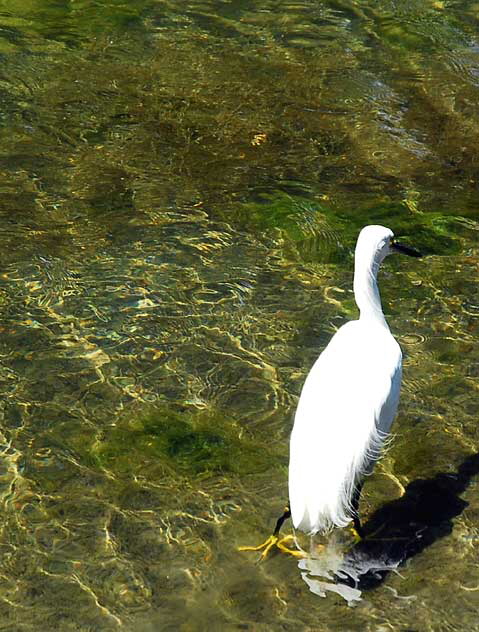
{"left": 347, "top": 525, "right": 363, "bottom": 543}
{"left": 238, "top": 534, "right": 304, "bottom": 560}
{"left": 276, "top": 534, "right": 305, "bottom": 557}
{"left": 238, "top": 534, "right": 279, "bottom": 560}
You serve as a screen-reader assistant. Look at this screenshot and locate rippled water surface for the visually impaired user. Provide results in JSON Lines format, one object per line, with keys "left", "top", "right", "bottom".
{"left": 0, "top": 0, "right": 478, "bottom": 630}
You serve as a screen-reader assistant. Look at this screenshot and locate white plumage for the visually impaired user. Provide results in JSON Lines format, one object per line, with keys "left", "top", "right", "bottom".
{"left": 288, "top": 225, "right": 417, "bottom": 535}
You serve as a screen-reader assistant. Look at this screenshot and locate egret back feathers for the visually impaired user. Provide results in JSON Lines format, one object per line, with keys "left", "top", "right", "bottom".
{"left": 288, "top": 225, "right": 406, "bottom": 535}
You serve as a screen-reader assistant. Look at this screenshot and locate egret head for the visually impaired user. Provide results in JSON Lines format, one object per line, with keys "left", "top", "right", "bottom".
{"left": 355, "top": 225, "right": 395, "bottom": 266}
{"left": 356, "top": 225, "right": 422, "bottom": 266}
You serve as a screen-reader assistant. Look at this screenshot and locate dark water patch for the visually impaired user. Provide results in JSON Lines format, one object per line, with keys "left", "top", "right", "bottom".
{"left": 333, "top": 452, "right": 479, "bottom": 592}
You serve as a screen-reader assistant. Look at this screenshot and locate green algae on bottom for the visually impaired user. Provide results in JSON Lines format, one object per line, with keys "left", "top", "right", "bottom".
{"left": 91, "top": 404, "right": 285, "bottom": 478}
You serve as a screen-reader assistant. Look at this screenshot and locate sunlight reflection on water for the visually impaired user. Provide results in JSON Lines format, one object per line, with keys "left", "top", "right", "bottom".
{"left": 0, "top": 0, "right": 477, "bottom": 630}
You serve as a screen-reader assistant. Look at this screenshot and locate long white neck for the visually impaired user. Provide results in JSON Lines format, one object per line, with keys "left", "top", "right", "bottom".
{"left": 353, "top": 249, "right": 388, "bottom": 327}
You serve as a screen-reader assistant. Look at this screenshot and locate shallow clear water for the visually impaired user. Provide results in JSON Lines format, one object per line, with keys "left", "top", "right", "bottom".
{"left": 0, "top": 0, "right": 477, "bottom": 629}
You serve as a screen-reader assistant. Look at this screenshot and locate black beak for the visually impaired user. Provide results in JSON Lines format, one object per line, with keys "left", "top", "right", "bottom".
{"left": 391, "top": 240, "right": 422, "bottom": 258}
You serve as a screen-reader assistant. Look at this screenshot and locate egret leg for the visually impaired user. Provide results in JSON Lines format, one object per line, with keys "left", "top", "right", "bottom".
{"left": 349, "top": 483, "right": 387, "bottom": 542}
{"left": 238, "top": 505, "right": 304, "bottom": 559}
{"left": 350, "top": 483, "right": 364, "bottom": 541}
{"left": 273, "top": 505, "right": 291, "bottom": 537}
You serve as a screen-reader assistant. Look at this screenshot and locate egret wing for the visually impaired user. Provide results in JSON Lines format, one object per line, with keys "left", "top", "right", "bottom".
{"left": 288, "top": 321, "right": 402, "bottom": 534}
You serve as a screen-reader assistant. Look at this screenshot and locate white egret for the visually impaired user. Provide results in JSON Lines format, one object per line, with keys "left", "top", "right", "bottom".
{"left": 240, "top": 225, "right": 421, "bottom": 558}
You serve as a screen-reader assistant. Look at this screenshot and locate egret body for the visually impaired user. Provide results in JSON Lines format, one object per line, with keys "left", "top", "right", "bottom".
{"left": 289, "top": 225, "right": 420, "bottom": 535}
{"left": 239, "top": 225, "right": 421, "bottom": 558}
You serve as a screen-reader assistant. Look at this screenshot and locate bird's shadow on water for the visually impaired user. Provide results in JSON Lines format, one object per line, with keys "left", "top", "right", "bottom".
{"left": 299, "top": 452, "right": 479, "bottom": 603}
